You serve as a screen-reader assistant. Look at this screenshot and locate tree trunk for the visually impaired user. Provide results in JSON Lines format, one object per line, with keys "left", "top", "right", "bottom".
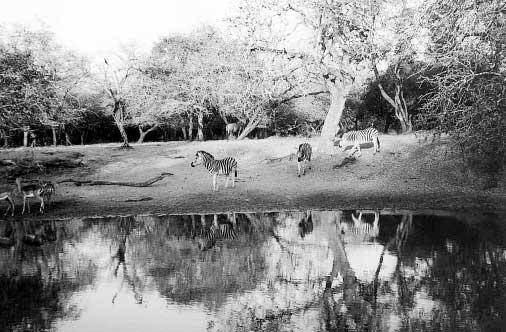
{"left": 51, "top": 126, "right": 58, "bottom": 147}
{"left": 137, "top": 125, "right": 158, "bottom": 144}
{"left": 65, "top": 130, "right": 72, "bottom": 145}
{"left": 318, "top": 74, "right": 347, "bottom": 155}
{"left": 372, "top": 60, "right": 413, "bottom": 133}
{"left": 23, "top": 126, "right": 30, "bottom": 147}
{"left": 182, "top": 127, "right": 188, "bottom": 140}
{"left": 0, "top": 129, "right": 8, "bottom": 147}
{"left": 80, "top": 131, "right": 85, "bottom": 145}
{"left": 112, "top": 101, "right": 130, "bottom": 148}
{"left": 197, "top": 111, "right": 205, "bottom": 141}
{"left": 188, "top": 115, "right": 194, "bottom": 141}
{"left": 113, "top": 115, "right": 130, "bottom": 147}
{"left": 237, "top": 112, "right": 262, "bottom": 140}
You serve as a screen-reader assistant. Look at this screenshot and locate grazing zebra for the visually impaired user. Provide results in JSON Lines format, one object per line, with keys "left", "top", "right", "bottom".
{"left": 296, "top": 143, "right": 312, "bottom": 177}
{"left": 190, "top": 150, "right": 238, "bottom": 191}
{"left": 338, "top": 127, "right": 380, "bottom": 156}
{"left": 197, "top": 222, "right": 237, "bottom": 251}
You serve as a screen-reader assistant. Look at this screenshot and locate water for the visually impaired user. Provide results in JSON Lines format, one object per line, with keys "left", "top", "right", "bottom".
{"left": 0, "top": 210, "right": 505, "bottom": 332}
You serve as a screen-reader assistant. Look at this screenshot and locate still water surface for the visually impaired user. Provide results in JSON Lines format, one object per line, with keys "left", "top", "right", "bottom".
{"left": 0, "top": 210, "right": 505, "bottom": 332}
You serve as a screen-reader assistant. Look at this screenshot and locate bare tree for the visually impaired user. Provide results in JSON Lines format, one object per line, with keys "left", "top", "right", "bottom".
{"left": 103, "top": 58, "right": 134, "bottom": 148}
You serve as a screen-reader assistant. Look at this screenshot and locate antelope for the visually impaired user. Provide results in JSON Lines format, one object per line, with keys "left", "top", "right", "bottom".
{"left": 16, "top": 178, "right": 45, "bottom": 214}
{"left": 0, "top": 191, "right": 15, "bottom": 216}
{"left": 40, "top": 181, "right": 56, "bottom": 208}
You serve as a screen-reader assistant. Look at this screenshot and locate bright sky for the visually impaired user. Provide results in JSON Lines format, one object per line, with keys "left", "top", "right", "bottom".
{"left": 1, "top": 0, "right": 234, "bottom": 58}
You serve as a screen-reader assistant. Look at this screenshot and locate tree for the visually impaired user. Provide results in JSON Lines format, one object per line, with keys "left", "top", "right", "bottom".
{"left": 366, "top": 0, "right": 425, "bottom": 133}
{"left": 102, "top": 58, "right": 135, "bottom": 148}
{"left": 232, "top": 0, "right": 375, "bottom": 152}
{"left": 420, "top": 0, "right": 506, "bottom": 183}
{"left": 0, "top": 25, "right": 91, "bottom": 147}
{"left": 0, "top": 49, "right": 57, "bottom": 147}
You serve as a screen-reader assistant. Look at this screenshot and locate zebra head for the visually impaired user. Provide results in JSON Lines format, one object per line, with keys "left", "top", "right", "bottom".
{"left": 190, "top": 150, "right": 213, "bottom": 167}
{"left": 336, "top": 135, "right": 345, "bottom": 148}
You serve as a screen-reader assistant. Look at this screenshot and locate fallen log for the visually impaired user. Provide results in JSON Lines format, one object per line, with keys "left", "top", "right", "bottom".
{"left": 58, "top": 173, "right": 173, "bottom": 187}
{"left": 266, "top": 153, "right": 295, "bottom": 163}
{"left": 124, "top": 197, "right": 154, "bottom": 202}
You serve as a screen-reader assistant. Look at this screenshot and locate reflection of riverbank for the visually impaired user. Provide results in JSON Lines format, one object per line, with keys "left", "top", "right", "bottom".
{"left": 0, "top": 210, "right": 505, "bottom": 332}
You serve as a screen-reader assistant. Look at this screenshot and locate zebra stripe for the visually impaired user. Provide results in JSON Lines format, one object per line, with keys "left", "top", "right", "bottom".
{"left": 339, "top": 127, "right": 380, "bottom": 156}
{"left": 297, "top": 143, "right": 312, "bottom": 177}
{"left": 198, "top": 223, "right": 237, "bottom": 251}
{"left": 191, "top": 150, "right": 238, "bottom": 191}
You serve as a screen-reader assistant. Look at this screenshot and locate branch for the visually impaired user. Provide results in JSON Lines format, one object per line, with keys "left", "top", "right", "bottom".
{"left": 278, "top": 90, "right": 327, "bottom": 105}
{"left": 58, "top": 173, "right": 173, "bottom": 187}
{"left": 371, "top": 58, "right": 397, "bottom": 109}
{"left": 249, "top": 46, "right": 308, "bottom": 60}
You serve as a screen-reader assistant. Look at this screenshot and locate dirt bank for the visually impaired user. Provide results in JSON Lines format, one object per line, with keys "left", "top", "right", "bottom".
{"left": 0, "top": 134, "right": 505, "bottom": 219}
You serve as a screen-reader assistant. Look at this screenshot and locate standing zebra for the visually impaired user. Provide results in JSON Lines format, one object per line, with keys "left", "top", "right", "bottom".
{"left": 197, "top": 222, "right": 237, "bottom": 251}
{"left": 338, "top": 127, "right": 380, "bottom": 156}
{"left": 191, "top": 150, "right": 238, "bottom": 191}
{"left": 296, "top": 143, "right": 312, "bottom": 177}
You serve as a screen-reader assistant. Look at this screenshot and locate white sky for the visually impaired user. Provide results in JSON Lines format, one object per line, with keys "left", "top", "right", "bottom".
{"left": 0, "top": 0, "right": 234, "bottom": 58}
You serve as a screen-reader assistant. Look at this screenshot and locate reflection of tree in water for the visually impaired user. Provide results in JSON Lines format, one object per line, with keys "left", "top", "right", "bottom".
{"left": 109, "top": 216, "right": 144, "bottom": 304}
{"left": 0, "top": 218, "right": 97, "bottom": 331}
{"left": 1, "top": 211, "right": 504, "bottom": 331}
{"left": 140, "top": 212, "right": 278, "bottom": 308}
{"left": 207, "top": 210, "right": 506, "bottom": 332}
{"left": 393, "top": 214, "right": 506, "bottom": 332}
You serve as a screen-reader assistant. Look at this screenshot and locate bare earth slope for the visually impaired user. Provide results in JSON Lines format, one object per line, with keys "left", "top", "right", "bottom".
{"left": 1, "top": 134, "right": 505, "bottom": 218}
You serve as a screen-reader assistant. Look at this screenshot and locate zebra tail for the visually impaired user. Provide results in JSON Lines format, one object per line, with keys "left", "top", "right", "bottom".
{"left": 235, "top": 168, "right": 238, "bottom": 178}
{"left": 377, "top": 136, "right": 380, "bottom": 149}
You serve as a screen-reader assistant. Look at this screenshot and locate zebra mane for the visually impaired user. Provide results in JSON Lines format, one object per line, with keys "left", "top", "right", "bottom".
{"left": 197, "top": 150, "right": 215, "bottom": 159}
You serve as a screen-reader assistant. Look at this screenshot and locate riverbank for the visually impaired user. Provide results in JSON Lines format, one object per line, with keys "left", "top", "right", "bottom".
{"left": 1, "top": 134, "right": 505, "bottom": 219}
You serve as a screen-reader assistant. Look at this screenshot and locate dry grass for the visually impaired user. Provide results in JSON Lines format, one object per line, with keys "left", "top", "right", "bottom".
{"left": 0, "top": 134, "right": 504, "bottom": 218}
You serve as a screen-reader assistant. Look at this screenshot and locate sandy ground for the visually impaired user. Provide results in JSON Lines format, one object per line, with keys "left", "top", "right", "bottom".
{"left": 1, "top": 134, "right": 505, "bottom": 219}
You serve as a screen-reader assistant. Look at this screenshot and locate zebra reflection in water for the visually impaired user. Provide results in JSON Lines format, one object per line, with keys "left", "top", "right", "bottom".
{"left": 196, "top": 221, "right": 237, "bottom": 251}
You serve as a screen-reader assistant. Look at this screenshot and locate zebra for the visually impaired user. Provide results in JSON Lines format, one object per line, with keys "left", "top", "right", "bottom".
{"left": 338, "top": 127, "right": 380, "bottom": 156}
{"left": 296, "top": 143, "right": 312, "bottom": 177}
{"left": 197, "top": 222, "right": 237, "bottom": 251}
{"left": 190, "top": 150, "right": 238, "bottom": 191}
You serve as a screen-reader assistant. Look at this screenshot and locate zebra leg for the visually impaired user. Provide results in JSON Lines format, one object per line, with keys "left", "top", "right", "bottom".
{"left": 303, "top": 160, "right": 307, "bottom": 175}
{"left": 349, "top": 144, "right": 358, "bottom": 157}
{"left": 297, "top": 161, "right": 301, "bottom": 177}
{"left": 225, "top": 175, "right": 229, "bottom": 188}
{"left": 232, "top": 167, "right": 236, "bottom": 187}
{"left": 213, "top": 174, "right": 218, "bottom": 191}
{"left": 356, "top": 144, "right": 362, "bottom": 157}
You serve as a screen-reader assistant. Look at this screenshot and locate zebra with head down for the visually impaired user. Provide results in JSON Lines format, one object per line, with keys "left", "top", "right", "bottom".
{"left": 338, "top": 127, "right": 380, "bottom": 157}
{"left": 196, "top": 222, "right": 237, "bottom": 251}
